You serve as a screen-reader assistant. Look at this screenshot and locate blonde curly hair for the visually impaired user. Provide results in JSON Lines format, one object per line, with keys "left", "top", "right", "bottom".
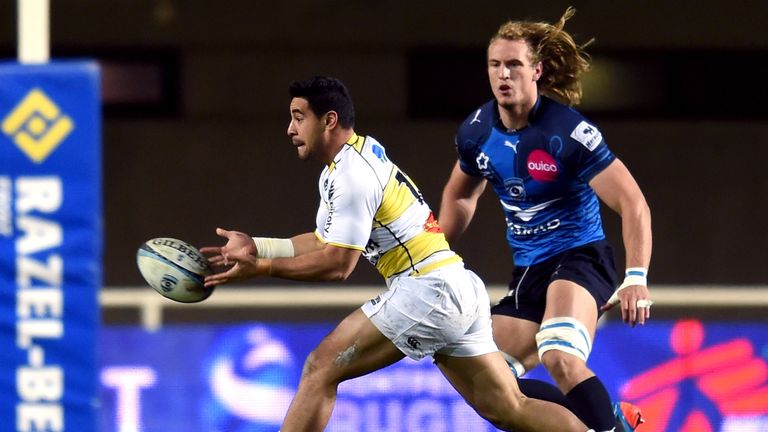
{"left": 491, "top": 7, "right": 593, "bottom": 106}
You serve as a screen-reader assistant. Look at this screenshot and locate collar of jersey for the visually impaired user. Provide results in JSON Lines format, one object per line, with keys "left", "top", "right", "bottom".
{"left": 328, "top": 132, "right": 362, "bottom": 172}
{"left": 493, "top": 94, "right": 544, "bottom": 133}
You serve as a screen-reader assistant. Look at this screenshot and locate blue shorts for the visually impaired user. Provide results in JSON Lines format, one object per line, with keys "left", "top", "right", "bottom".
{"left": 491, "top": 240, "right": 618, "bottom": 324}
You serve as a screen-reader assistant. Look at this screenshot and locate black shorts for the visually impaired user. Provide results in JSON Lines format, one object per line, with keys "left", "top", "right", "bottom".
{"left": 491, "top": 240, "right": 618, "bottom": 324}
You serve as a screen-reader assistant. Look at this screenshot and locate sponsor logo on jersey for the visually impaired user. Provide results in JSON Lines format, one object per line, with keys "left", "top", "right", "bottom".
{"left": 504, "top": 139, "right": 519, "bottom": 153}
{"left": 526, "top": 149, "right": 559, "bottom": 182}
{"left": 499, "top": 197, "right": 562, "bottom": 222}
{"left": 503, "top": 177, "right": 526, "bottom": 201}
{"left": 423, "top": 212, "right": 443, "bottom": 233}
{"left": 370, "top": 141, "right": 388, "bottom": 161}
{"left": 476, "top": 152, "right": 489, "bottom": 171}
{"left": 470, "top": 109, "right": 482, "bottom": 124}
{"left": 570, "top": 120, "right": 603, "bottom": 151}
{"left": 324, "top": 199, "right": 335, "bottom": 234}
{"left": 506, "top": 218, "right": 561, "bottom": 236}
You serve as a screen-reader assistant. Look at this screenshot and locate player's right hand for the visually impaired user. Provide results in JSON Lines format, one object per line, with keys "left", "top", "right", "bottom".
{"left": 601, "top": 284, "right": 652, "bottom": 327}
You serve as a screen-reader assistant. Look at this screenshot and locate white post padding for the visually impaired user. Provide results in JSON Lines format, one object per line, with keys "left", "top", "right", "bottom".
{"left": 18, "top": 0, "right": 50, "bottom": 64}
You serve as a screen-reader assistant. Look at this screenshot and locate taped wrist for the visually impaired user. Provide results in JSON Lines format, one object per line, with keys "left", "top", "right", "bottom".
{"left": 607, "top": 267, "right": 648, "bottom": 305}
{"left": 620, "top": 267, "right": 648, "bottom": 290}
{"left": 251, "top": 237, "right": 295, "bottom": 259}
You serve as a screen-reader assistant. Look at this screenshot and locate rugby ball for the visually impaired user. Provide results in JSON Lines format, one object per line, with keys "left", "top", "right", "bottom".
{"left": 136, "top": 237, "right": 213, "bottom": 303}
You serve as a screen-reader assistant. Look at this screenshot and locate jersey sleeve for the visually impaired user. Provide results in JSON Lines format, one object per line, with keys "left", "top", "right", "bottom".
{"left": 455, "top": 133, "right": 482, "bottom": 177}
{"left": 559, "top": 118, "right": 616, "bottom": 183}
{"left": 455, "top": 102, "right": 497, "bottom": 178}
{"left": 455, "top": 108, "right": 488, "bottom": 177}
{"left": 316, "top": 168, "right": 380, "bottom": 250}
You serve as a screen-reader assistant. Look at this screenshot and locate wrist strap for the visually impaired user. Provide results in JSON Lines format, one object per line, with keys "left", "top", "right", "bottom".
{"left": 607, "top": 267, "right": 648, "bottom": 305}
{"left": 251, "top": 237, "right": 295, "bottom": 259}
{"left": 620, "top": 267, "right": 648, "bottom": 289}
{"left": 625, "top": 267, "right": 648, "bottom": 277}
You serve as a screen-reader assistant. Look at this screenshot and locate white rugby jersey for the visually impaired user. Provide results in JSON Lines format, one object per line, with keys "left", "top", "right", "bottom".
{"left": 315, "top": 133, "right": 461, "bottom": 279}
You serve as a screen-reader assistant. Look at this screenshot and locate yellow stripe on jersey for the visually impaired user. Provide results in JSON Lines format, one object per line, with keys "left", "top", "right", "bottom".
{"left": 325, "top": 241, "right": 366, "bottom": 251}
{"left": 374, "top": 168, "right": 418, "bottom": 226}
{"left": 314, "top": 230, "right": 366, "bottom": 251}
{"left": 375, "top": 230, "right": 453, "bottom": 278}
{"left": 347, "top": 132, "right": 365, "bottom": 153}
{"left": 410, "top": 255, "right": 463, "bottom": 277}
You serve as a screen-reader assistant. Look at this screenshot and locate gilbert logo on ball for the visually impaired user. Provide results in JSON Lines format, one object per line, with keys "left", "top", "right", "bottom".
{"left": 136, "top": 237, "right": 213, "bottom": 303}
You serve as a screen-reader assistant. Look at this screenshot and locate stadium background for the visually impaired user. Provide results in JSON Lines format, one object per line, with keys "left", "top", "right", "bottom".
{"left": 1, "top": 1, "right": 767, "bottom": 431}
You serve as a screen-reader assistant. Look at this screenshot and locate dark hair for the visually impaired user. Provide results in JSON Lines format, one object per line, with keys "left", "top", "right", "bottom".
{"left": 288, "top": 76, "right": 355, "bottom": 128}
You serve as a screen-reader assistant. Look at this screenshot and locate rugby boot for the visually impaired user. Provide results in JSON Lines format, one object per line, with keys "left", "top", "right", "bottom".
{"left": 613, "top": 401, "right": 645, "bottom": 431}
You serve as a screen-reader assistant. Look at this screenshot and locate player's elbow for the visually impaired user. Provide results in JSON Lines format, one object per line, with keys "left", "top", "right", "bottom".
{"left": 325, "top": 258, "right": 357, "bottom": 281}
{"left": 328, "top": 271, "right": 349, "bottom": 282}
{"left": 317, "top": 247, "right": 360, "bottom": 281}
{"left": 631, "top": 198, "right": 651, "bottom": 222}
{"left": 326, "top": 266, "right": 354, "bottom": 281}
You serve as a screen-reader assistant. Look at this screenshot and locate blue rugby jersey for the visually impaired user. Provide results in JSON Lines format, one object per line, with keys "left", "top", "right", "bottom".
{"left": 455, "top": 96, "right": 616, "bottom": 266}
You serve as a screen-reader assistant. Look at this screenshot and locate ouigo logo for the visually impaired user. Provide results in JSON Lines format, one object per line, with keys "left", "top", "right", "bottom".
{"left": 2, "top": 88, "right": 74, "bottom": 163}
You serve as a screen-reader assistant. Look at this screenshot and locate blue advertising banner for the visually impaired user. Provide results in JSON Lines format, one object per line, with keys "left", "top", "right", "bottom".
{"left": 99, "top": 320, "right": 768, "bottom": 432}
{"left": 0, "top": 61, "right": 101, "bottom": 432}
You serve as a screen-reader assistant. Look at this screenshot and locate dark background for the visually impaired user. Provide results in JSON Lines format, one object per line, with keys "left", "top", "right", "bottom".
{"left": 2, "top": 0, "right": 766, "bottom": 288}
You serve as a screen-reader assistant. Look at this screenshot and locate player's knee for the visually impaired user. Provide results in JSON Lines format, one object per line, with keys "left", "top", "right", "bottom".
{"left": 535, "top": 317, "right": 592, "bottom": 380}
{"left": 302, "top": 341, "right": 360, "bottom": 386}
{"left": 300, "top": 350, "right": 336, "bottom": 385}
{"left": 540, "top": 350, "right": 587, "bottom": 383}
{"left": 300, "top": 351, "right": 320, "bottom": 379}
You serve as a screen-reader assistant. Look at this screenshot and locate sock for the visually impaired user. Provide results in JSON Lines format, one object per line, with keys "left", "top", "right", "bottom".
{"left": 517, "top": 377, "right": 572, "bottom": 409}
{"left": 565, "top": 376, "right": 615, "bottom": 431}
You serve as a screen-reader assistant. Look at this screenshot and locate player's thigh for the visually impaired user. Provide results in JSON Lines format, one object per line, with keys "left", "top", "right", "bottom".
{"left": 435, "top": 351, "right": 521, "bottom": 412}
{"left": 543, "top": 279, "right": 599, "bottom": 337}
{"left": 491, "top": 314, "right": 540, "bottom": 365}
{"left": 310, "top": 308, "right": 405, "bottom": 383}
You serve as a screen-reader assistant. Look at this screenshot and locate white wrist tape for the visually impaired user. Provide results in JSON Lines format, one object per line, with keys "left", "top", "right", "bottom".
{"left": 251, "top": 237, "right": 295, "bottom": 259}
{"left": 607, "top": 267, "right": 648, "bottom": 305}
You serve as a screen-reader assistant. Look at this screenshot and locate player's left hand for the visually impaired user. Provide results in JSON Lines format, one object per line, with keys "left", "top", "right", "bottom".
{"left": 201, "top": 227, "right": 270, "bottom": 287}
{"left": 601, "top": 284, "right": 652, "bottom": 327}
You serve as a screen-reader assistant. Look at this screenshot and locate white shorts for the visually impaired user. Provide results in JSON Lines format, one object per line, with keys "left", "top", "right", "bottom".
{"left": 361, "top": 263, "right": 498, "bottom": 360}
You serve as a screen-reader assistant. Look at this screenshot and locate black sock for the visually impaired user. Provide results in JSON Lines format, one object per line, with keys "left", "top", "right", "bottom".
{"left": 516, "top": 377, "right": 572, "bottom": 410}
{"left": 565, "top": 376, "right": 614, "bottom": 431}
